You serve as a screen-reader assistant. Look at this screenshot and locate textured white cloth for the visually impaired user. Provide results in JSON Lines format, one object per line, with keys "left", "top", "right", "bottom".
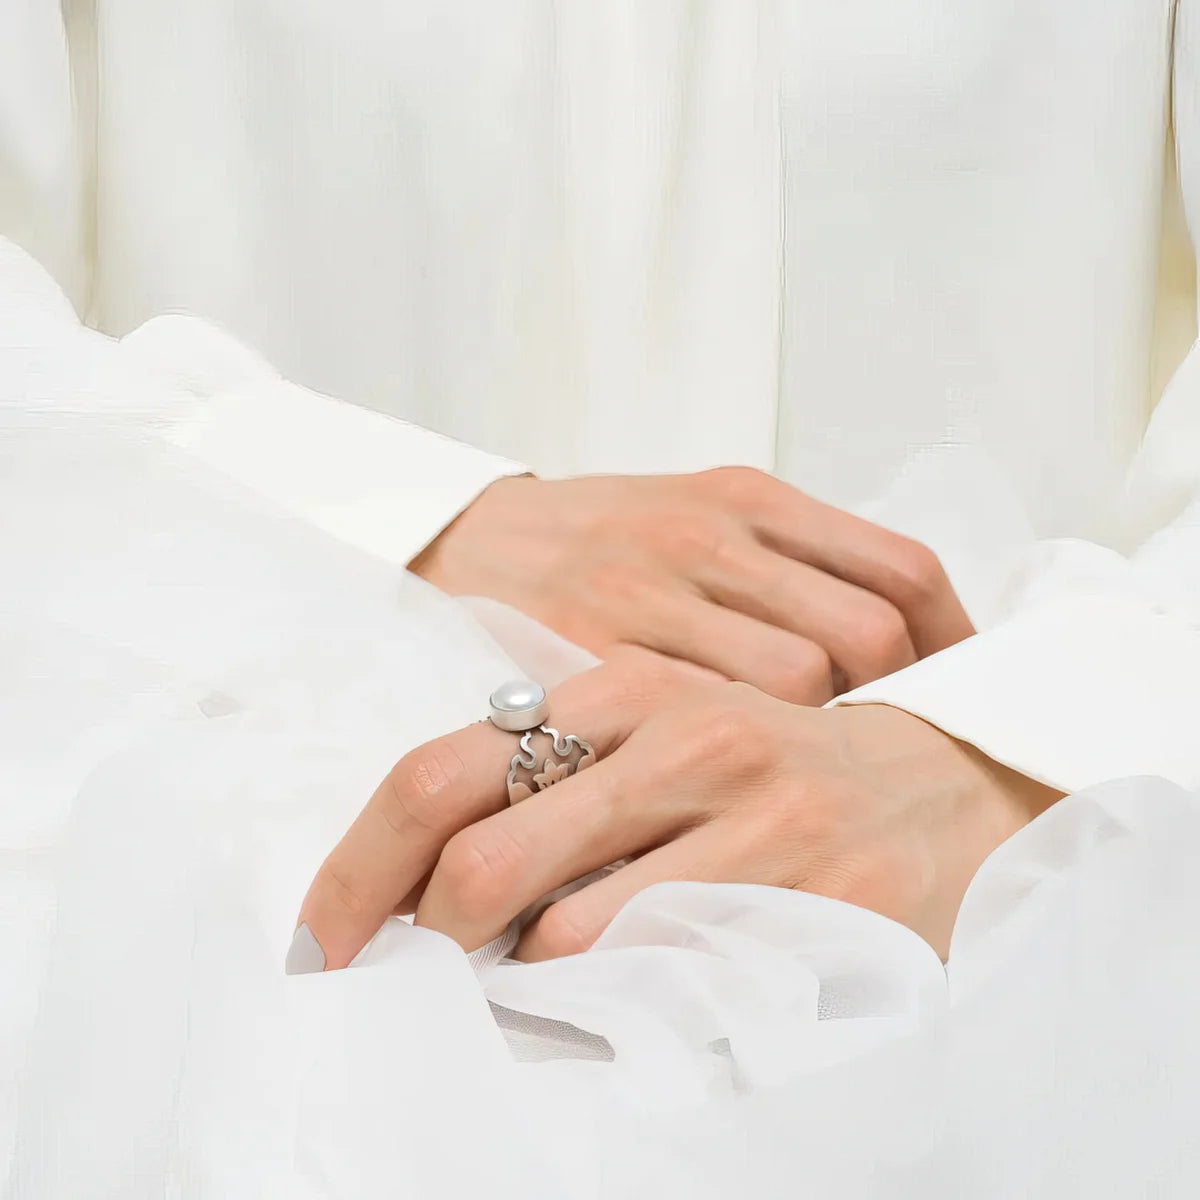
{"left": 4, "top": 1, "right": 1200, "bottom": 796}
{"left": 3, "top": 247, "right": 1200, "bottom": 1196}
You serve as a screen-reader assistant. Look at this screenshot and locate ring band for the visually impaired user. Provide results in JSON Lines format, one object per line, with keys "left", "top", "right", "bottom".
{"left": 488, "top": 680, "right": 597, "bottom": 804}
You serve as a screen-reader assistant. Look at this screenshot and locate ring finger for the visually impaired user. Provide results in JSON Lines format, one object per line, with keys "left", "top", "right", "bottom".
{"left": 413, "top": 720, "right": 707, "bottom": 951}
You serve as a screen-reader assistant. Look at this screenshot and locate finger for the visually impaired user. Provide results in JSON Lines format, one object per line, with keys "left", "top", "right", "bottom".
{"left": 696, "top": 542, "right": 917, "bottom": 689}
{"left": 715, "top": 470, "right": 974, "bottom": 656}
{"left": 638, "top": 592, "right": 835, "bottom": 705}
{"left": 413, "top": 727, "right": 703, "bottom": 951}
{"left": 392, "top": 649, "right": 715, "bottom": 919}
{"left": 289, "top": 661, "right": 662, "bottom": 972}
{"left": 513, "top": 822, "right": 774, "bottom": 961}
{"left": 603, "top": 641, "right": 729, "bottom": 688}
{"left": 394, "top": 870, "right": 432, "bottom": 917}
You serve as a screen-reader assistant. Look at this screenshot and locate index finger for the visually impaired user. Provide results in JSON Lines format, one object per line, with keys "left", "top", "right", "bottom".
{"left": 285, "top": 654, "right": 688, "bottom": 973}
{"left": 286, "top": 721, "right": 513, "bottom": 973}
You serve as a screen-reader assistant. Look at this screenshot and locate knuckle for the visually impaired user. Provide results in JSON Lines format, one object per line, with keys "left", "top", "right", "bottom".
{"left": 696, "top": 703, "right": 757, "bottom": 755}
{"left": 383, "top": 740, "right": 469, "bottom": 835}
{"left": 851, "top": 601, "right": 912, "bottom": 672}
{"left": 532, "top": 902, "right": 597, "bottom": 958}
{"left": 664, "top": 513, "right": 733, "bottom": 566}
{"left": 882, "top": 537, "right": 948, "bottom": 607}
{"left": 706, "top": 525, "right": 754, "bottom": 577}
{"left": 435, "top": 827, "right": 526, "bottom": 922}
{"left": 760, "top": 641, "right": 833, "bottom": 703}
{"left": 684, "top": 698, "right": 770, "bottom": 771}
{"left": 697, "top": 464, "right": 768, "bottom": 508}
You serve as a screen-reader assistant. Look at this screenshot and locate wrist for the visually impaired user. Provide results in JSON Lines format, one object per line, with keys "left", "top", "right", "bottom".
{"left": 835, "top": 702, "right": 1062, "bottom": 825}
{"left": 830, "top": 702, "right": 1063, "bottom": 952}
{"left": 408, "top": 473, "right": 538, "bottom": 583}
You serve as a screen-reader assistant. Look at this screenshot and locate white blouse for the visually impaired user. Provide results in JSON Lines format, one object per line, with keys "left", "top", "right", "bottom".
{"left": 3, "top": 0, "right": 1200, "bottom": 795}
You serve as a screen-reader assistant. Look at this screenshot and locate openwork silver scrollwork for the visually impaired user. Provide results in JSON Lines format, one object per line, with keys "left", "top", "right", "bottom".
{"left": 505, "top": 725, "right": 597, "bottom": 804}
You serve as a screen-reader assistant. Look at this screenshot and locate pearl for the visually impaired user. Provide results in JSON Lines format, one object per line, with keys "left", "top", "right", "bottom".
{"left": 488, "top": 679, "right": 549, "bottom": 732}
{"left": 490, "top": 679, "right": 545, "bottom": 712}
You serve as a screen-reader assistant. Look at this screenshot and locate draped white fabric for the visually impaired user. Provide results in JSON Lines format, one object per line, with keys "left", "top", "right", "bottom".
{"left": 4, "top": 239, "right": 1200, "bottom": 1196}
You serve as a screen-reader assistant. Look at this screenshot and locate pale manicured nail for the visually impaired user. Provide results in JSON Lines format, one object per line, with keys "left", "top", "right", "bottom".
{"left": 285, "top": 922, "right": 326, "bottom": 975}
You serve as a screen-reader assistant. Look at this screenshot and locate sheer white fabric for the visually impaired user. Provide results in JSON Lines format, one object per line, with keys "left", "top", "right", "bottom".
{"left": 3, "top": 239, "right": 1200, "bottom": 1197}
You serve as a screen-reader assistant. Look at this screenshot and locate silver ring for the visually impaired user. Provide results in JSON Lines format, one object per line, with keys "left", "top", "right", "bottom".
{"left": 487, "top": 679, "right": 597, "bottom": 804}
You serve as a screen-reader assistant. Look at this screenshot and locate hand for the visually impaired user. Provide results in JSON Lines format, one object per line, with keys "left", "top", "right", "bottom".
{"left": 288, "top": 661, "right": 1059, "bottom": 973}
{"left": 409, "top": 469, "right": 975, "bottom": 704}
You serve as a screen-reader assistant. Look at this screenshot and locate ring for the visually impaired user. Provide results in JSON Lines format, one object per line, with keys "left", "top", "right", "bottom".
{"left": 488, "top": 679, "right": 597, "bottom": 804}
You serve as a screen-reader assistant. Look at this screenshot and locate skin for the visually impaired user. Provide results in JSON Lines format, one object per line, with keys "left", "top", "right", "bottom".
{"left": 410, "top": 468, "right": 976, "bottom": 702}
{"left": 292, "top": 657, "right": 1061, "bottom": 970}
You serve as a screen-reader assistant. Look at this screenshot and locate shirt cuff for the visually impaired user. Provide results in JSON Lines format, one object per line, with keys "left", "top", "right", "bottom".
{"left": 831, "top": 595, "right": 1200, "bottom": 795}
{"left": 117, "top": 314, "right": 526, "bottom": 566}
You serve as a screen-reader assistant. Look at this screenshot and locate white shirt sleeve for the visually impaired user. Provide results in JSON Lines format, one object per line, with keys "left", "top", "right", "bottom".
{"left": 119, "top": 314, "right": 529, "bottom": 567}
{"left": 833, "top": 3, "right": 1200, "bottom": 795}
{"left": 0, "top": 12, "right": 524, "bottom": 568}
{"left": 1, "top": 235, "right": 525, "bottom": 566}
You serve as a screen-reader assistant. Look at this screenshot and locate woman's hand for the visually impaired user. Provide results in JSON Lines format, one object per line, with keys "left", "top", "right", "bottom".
{"left": 410, "top": 469, "right": 974, "bottom": 703}
{"left": 287, "top": 661, "right": 1059, "bottom": 973}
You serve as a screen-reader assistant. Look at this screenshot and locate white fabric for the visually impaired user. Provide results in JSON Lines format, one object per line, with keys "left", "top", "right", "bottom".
{"left": 3, "top": 250, "right": 1200, "bottom": 1195}
{"left": 4, "top": 1, "right": 1200, "bottom": 794}
{"left": 0, "top": 2, "right": 527, "bottom": 568}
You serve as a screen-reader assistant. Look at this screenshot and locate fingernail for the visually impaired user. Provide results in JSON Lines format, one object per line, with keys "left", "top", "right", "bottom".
{"left": 285, "top": 922, "right": 326, "bottom": 975}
